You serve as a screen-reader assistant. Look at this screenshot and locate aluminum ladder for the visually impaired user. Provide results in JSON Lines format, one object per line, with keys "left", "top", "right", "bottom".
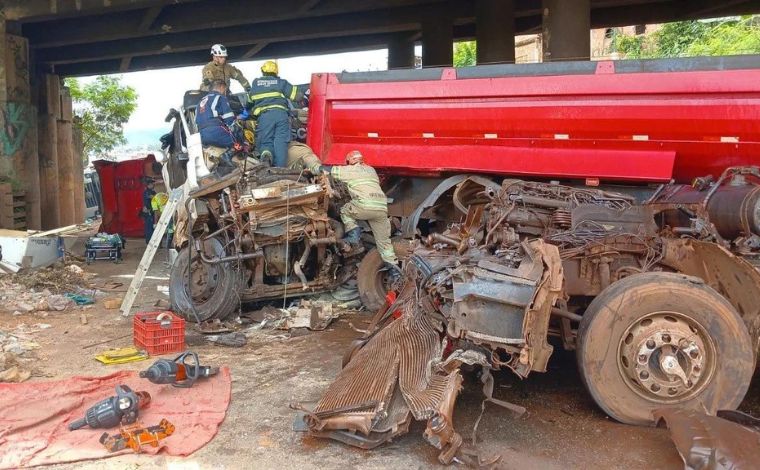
{"left": 120, "top": 187, "right": 183, "bottom": 317}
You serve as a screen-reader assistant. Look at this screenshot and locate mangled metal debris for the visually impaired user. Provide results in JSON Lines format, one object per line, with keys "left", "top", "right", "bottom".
{"left": 299, "top": 239, "right": 561, "bottom": 464}
{"left": 655, "top": 408, "right": 760, "bottom": 470}
{"left": 301, "top": 168, "right": 760, "bottom": 463}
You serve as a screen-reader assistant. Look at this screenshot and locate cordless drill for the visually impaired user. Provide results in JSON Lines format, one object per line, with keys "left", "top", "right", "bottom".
{"left": 139, "top": 351, "right": 219, "bottom": 388}
{"left": 69, "top": 385, "right": 151, "bottom": 431}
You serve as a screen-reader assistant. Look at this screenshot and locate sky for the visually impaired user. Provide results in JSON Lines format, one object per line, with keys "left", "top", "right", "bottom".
{"left": 82, "top": 49, "right": 391, "bottom": 148}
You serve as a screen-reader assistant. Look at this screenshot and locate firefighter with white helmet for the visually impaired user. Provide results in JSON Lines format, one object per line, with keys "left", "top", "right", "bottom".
{"left": 200, "top": 44, "right": 251, "bottom": 92}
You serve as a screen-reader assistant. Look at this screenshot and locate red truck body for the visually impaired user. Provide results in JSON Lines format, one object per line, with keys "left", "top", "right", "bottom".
{"left": 307, "top": 56, "right": 760, "bottom": 184}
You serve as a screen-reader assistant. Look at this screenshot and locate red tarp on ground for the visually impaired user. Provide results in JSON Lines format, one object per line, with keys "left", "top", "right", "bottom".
{"left": 94, "top": 155, "right": 160, "bottom": 238}
{"left": 0, "top": 368, "right": 231, "bottom": 468}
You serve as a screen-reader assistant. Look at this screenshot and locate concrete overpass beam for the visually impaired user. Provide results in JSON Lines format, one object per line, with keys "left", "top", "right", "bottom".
{"left": 542, "top": 0, "right": 590, "bottom": 61}
{"left": 388, "top": 34, "right": 415, "bottom": 69}
{"left": 476, "top": 0, "right": 515, "bottom": 64}
{"left": 421, "top": 9, "right": 453, "bottom": 67}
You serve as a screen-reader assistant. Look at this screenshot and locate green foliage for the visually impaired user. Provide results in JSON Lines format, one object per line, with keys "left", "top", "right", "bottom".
{"left": 687, "top": 18, "right": 760, "bottom": 56}
{"left": 614, "top": 17, "right": 760, "bottom": 59}
{"left": 64, "top": 76, "right": 138, "bottom": 158}
{"left": 613, "top": 34, "right": 645, "bottom": 58}
{"left": 453, "top": 41, "right": 477, "bottom": 67}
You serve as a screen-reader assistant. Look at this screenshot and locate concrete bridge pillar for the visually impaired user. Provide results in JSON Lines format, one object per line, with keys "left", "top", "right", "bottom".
{"left": 388, "top": 34, "right": 415, "bottom": 69}
{"left": 422, "top": 9, "right": 453, "bottom": 67}
{"left": 0, "top": 14, "right": 42, "bottom": 229}
{"left": 542, "top": 0, "right": 591, "bottom": 62}
{"left": 476, "top": 0, "right": 515, "bottom": 64}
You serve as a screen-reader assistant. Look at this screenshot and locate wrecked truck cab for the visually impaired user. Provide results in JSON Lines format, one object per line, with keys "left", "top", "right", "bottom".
{"left": 314, "top": 172, "right": 760, "bottom": 462}
{"left": 162, "top": 100, "right": 357, "bottom": 322}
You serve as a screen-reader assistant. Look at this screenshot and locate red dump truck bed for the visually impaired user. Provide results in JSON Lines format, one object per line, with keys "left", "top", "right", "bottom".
{"left": 307, "top": 56, "right": 760, "bottom": 183}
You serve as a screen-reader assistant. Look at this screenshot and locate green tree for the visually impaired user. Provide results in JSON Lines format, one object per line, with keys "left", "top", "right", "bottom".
{"left": 453, "top": 41, "right": 477, "bottom": 67}
{"left": 64, "top": 76, "right": 138, "bottom": 158}
{"left": 615, "top": 16, "right": 760, "bottom": 59}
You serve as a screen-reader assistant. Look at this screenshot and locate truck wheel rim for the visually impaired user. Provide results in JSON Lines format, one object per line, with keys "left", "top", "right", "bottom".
{"left": 617, "top": 311, "right": 715, "bottom": 403}
{"left": 187, "top": 258, "right": 220, "bottom": 303}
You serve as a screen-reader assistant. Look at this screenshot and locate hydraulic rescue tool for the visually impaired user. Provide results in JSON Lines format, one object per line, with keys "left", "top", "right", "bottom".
{"left": 68, "top": 385, "right": 151, "bottom": 431}
{"left": 139, "top": 351, "right": 219, "bottom": 388}
{"left": 100, "top": 418, "right": 176, "bottom": 453}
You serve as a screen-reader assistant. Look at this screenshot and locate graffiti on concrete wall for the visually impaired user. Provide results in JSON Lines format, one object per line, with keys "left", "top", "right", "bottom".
{"left": 6, "top": 35, "right": 30, "bottom": 102}
{"left": 0, "top": 102, "right": 31, "bottom": 156}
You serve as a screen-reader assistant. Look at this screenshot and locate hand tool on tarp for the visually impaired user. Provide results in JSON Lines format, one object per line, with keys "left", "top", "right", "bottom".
{"left": 100, "top": 418, "right": 175, "bottom": 453}
{"left": 139, "top": 351, "right": 219, "bottom": 388}
{"left": 68, "top": 385, "right": 151, "bottom": 431}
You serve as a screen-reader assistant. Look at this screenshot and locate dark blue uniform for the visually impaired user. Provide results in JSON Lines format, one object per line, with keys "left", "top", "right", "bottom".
{"left": 142, "top": 187, "right": 156, "bottom": 243}
{"left": 196, "top": 91, "right": 237, "bottom": 148}
{"left": 249, "top": 76, "right": 302, "bottom": 167}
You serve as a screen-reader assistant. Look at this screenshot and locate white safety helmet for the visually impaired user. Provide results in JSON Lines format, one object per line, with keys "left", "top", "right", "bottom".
{"left": 210, "top": 44, "right": 228, "bottom": 57}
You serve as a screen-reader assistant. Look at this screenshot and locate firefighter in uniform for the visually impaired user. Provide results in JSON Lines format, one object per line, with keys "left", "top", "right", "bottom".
{"left": 200, "top": 44, "right": 251, "bottom": 93}
{"left": 248, "top": 60, "right": 303, "bottom": 167}
{"left": 324, "top": 150, "right": 399, "bottom": 274}
{"left": 287, "top": 141, "right": 322, "bottom": 174}
{"left": 195, "top": 80, "right": 240, "bottom": 175}
{"left": 151, "top": 191, "right": 173, "bottom": 247}
{"left": 141, "top": 178, "right": 157, "bottom": 244}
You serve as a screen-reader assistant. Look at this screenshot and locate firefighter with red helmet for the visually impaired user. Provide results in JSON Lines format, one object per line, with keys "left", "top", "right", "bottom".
{"left": 325, "top": 150, "right": 399, "bottom": 275}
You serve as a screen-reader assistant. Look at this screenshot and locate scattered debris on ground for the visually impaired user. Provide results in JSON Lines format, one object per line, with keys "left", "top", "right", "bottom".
{"left": 0, "top": 324, "right": 46, "bottom": 382}
{"left": 7, "top": 262, "right": 90, "bottom": 293}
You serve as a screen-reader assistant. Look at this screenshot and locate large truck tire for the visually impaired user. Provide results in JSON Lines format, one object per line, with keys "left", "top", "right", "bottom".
{"left": 170, "top": 238, "right": 243, "bottom": 322}
{"left": 357, "top": 240, "right": 411, "bottom": 312}
{"left": 576, "top": 272, "right": 754, "bottom": 425}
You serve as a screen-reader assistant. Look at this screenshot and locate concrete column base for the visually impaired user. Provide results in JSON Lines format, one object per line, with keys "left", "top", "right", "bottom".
{"left": 476, "top": 0, "right": 515, "bottom": 64}
{"left": 542, "top": 0, "right": 591, "bottom": 62}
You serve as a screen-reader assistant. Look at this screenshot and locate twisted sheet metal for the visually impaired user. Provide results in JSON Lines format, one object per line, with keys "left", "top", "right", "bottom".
{"left": 310, "top": 303, "right": 459, "bottom": 435}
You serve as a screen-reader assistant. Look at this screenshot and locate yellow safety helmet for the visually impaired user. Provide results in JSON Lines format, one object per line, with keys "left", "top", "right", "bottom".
{"left": 261, "top": 60, "right": 278, "bottom": 75}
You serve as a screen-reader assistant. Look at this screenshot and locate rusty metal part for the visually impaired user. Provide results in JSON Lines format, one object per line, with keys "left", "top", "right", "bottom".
{"left": 649, "top": 170, "right": 760, "bottom": 240}
{"left": 172, "top": 163, "right": 357, "bottom": 321}
{"left": 660, "top": 238, "right": 760, "bottom": 355}
{"left": 303, "top": 285, "right": 465, "bottom": 454}
{"left": 551, "top": 307, "right": 583, "bottom": 323}
{"left": 618, "top": 311, "right": 714, "bottom": 402}
{"left": 198, "top": 247, "right": 264, "bottom": 265}
{"left": 655, "top": 408, "right": 760, "bottom": 470}
{"left": 402, "top": 174, "right": 500, "bottom": 238}
{"left": 426, "top": 232, "right": 461, "bottom": 247}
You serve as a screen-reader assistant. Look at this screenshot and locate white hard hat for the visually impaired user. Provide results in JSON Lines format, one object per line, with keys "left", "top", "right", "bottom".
{"left": 211, "top": 44, "right": 228, "bottom": 57}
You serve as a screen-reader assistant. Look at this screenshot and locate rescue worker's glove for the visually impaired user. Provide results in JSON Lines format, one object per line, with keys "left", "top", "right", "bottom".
{"left": 238, "top": 109, "right": 250, "bottom": 120}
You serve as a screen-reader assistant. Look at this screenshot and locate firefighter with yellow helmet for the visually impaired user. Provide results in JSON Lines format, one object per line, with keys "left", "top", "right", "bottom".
{"left": 248, "top": 60, "right": 304, "bottom": 167}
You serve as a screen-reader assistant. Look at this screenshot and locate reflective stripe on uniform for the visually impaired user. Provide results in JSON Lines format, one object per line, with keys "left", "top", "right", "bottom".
{"left": 354, "top": 199, "right": 387, "bottom": 209}
{"left": 253, "top": 104, "right": 288, "bottom": 116}
{"left": 211, "top": 95, "right": 220, "bottom": 117}
{"left": 251, "top": 91, "right": 286, "bottom": 101}
{"left": 346, "top": 178, "right": 378, "bottom": 188}
{"left": 221, "top": 112, "right": 234, "bottom": 119}
{"left": 289, "top": 86, "right": 298, "bottom": 100}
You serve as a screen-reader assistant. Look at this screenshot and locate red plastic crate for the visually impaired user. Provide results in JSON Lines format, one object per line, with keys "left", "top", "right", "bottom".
{"left": 133, "top": 311, "right": 186, "bottom": 355}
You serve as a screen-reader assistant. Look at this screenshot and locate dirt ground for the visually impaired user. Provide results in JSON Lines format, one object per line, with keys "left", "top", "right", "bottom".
{"left": 7, "top": 237, "right": 759, "bottom": 469}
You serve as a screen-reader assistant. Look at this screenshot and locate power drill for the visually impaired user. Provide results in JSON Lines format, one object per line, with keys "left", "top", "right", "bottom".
{"left": 139, "top": 351, "right": 219, "bottom": 388}
{"left": 69, "top": 385, "right": 151, "bottom": 431}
